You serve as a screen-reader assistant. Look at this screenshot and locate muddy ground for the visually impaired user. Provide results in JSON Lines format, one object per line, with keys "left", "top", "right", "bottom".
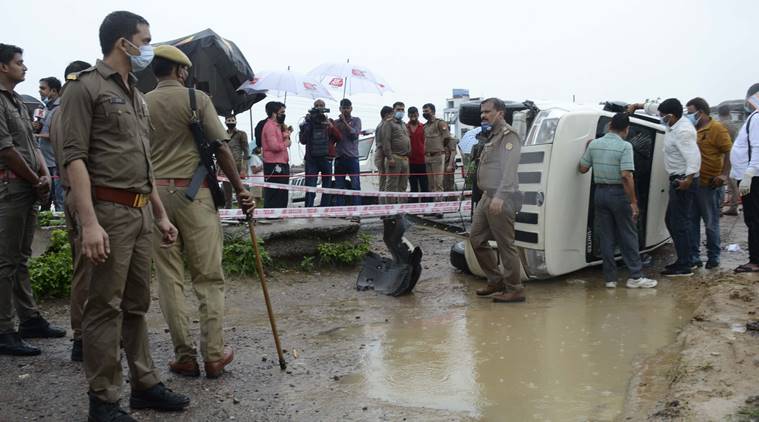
{"left": 1, "top": 215, "right": 758, "bottom": 421}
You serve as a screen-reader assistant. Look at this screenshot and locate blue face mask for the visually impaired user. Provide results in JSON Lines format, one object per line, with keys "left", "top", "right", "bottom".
{"left": 686, "top": 112, "right": 699, "bottom": 126}
{"left": 481, "top": 122, "right": 492, "bottom": 134}
{"left": 127, "top": 42, "right": 154, "bottom": 72}
{"left": 660, "top": 116, "right": 670, "bottom": 128}
{"left": 394, "top": 111, "right": 404, "bottom": 121}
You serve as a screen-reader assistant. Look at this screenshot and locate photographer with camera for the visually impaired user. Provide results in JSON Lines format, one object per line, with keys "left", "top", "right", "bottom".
{"left": 299, "top": 99, "right": 341, "bottom": 207}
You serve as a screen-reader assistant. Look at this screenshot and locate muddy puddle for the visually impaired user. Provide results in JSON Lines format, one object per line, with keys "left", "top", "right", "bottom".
{"left": 325, "top": 273, "right": 698, "bottom": 421}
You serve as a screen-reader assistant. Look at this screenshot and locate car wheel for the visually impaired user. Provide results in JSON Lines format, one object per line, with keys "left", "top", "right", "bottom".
{"left": 450, "top": 241, "right": 472, "bottom": 274}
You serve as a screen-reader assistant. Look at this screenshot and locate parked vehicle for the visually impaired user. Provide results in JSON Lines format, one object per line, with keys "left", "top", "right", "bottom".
{"left": 451, "top": 101, "right": 671, "bottom": 279}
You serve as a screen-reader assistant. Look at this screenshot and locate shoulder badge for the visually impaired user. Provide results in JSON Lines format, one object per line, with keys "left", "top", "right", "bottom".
{"left": 505, "top": 142, "right": 513, "bottom": 150}
{"left": 502, "top": 127, "right": 511, "bottom": 135}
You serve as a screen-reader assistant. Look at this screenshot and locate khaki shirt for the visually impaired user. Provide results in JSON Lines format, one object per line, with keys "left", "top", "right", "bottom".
{"left": 145, "top": 80, "right": 227, "bottom": 179}
{"left": 61, "top": 60, "right": 153, "bottom": 194}
{"left": 0, "top": 82, "right": 39, "bottom": 174}
{"left": 379, "top": 119, "right": 410, "bottom": 157}
{"left": 50, "top": 105, "right": 67, "bottom": 187}
{"left": 227, "top": 129, "right": 249, "bottom": 167}
{"left": 423, "top": 117, "right": 456, "bottom": 154}
{"left": 476, "top": 121, "right": 521, "bottom": 200}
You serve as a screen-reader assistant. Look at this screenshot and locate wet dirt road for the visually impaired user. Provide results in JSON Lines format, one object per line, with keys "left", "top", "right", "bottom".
{"left": 0, "top": 222, "right": 726, "bottom": 421}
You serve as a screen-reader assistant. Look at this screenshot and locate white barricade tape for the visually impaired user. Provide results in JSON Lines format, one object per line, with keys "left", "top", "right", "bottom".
{"left": 217, "top": 200, "right": 473, "bottom": 220}
{"left": 225, "top": 176, "right": 471, "bottom": 199}
{"left": 50, "top": 202, "right": 473, "bottom": 221}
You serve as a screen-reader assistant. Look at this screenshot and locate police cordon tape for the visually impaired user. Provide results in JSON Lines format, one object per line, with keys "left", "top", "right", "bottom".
{"left": 219, "top": 200, "right": 473, "bottom": 220}
{"left": 49, "top": 201, "right": 473, "bottom": 220}
{"left": 225, "top": 177, "right": 473, "bottom": 199}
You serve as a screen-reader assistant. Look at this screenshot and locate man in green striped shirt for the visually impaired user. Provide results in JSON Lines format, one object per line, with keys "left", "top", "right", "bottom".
{"left": 579, "top": 113, "right": 657, "bottom": 289}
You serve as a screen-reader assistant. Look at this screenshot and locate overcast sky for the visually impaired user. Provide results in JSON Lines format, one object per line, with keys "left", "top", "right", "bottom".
{"left": 3, "top": 0, "right": 756, "bottom": 163}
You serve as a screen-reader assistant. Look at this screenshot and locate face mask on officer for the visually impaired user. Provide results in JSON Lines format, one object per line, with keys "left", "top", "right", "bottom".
{"left": 123, "top": 39, "right": 154, "bottom": 72}
{"left": 422, "top": 112, "right": 431, "bottom": 121}
{"left": 394, "top": 111, "right": 404, "bottom": 121}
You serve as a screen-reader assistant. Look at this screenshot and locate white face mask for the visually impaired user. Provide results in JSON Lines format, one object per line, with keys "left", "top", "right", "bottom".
{"left": 125, "top": 40, "right": 154, "bottom": 72}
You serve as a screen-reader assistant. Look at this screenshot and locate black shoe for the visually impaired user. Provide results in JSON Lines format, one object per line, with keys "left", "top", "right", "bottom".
{"left": 18, "top": 316, "right": 66, "bottom": 339}
{"left": 71, "top": 338, "right": 83, "bottom": 362}
{"left": 692, "top": 260, "right": 703, "bottom": 269}
{"left": 661, "top": 267, "right": 694, "bottom": 277}
{"left": 705, "top": 260, "right": 720, "bottom": 270}
{"left": 0, "top": 332, "right": 41, "bottom": 356}
{"left": 130, "top": 382, "right": 190, "bottom": 411}
{"left": 88, "top": 394, "right": 136, "bottom": 422}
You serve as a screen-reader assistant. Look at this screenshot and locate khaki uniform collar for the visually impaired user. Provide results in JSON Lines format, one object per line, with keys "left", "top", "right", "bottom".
{"left": 156, "top": 79, "right": 184, "bottom": 89}
{"left": 95, "top": 59, "right": 137, "bottom": 85}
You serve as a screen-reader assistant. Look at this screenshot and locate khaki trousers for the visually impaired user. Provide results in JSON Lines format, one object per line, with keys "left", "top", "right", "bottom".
{"left": 443, "top": 152, "right": 455, "bottom": 192}
{"left": 64, "top": 190, "right": 91, "bottom": 340}
{"left": 154, "top": 185, "right": 225, "bottom": 363}
{"left": 469, "top": 194, "right": 523, "bottom": 292}
{"left": 82, "top": 201, "right": 159, "bottom": 402}
{"left": 425, "top": 153, "right": 444, "bottom": 193}
{"left": 383, "top": 155, "right": 409, "bottom": 204}
{"left": 0, "top": 184, "right": 40, "bottom": 333}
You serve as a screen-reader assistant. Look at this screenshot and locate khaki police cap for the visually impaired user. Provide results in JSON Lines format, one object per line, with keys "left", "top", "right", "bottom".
{"left": 154, "top": 45, "right": 192, "bottom": 67}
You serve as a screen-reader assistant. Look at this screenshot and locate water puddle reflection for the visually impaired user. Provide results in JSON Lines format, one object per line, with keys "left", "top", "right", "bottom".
{"left": 334, "top": 278, "right": 696, "bottom": 421}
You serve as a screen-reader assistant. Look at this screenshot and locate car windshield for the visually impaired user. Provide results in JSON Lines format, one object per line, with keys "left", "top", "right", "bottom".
{"left": 358, "top": 137, "right": 373, "bottom": 160}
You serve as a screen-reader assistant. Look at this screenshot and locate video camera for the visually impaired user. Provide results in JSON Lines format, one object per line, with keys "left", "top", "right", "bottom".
{"left": 306, "top": 107, "right": 330, "bottom": 124}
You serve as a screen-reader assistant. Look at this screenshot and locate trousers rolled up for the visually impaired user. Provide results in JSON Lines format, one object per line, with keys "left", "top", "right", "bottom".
{"left": 0, "top": 185, "right": 40, "bottom": 334}
{"left": 82, "top": 201, "right": 160, "bottom": 403}
{"left": 154, "top": 185, "right": 226, "bottom": 364}
{"left": 594, "top": 185, "right": 643, "bottom": 283}
{"left": 383, "top": 155, "right": 409, "bottom": 204}
{"left": 665, "top": 178, "right": 699, "bottom": 269}
{"left": 469, "top": 194, "right": 523, "bottom": 292}
{"left": 690, "top": 185, "right": 721, "bottom": 264}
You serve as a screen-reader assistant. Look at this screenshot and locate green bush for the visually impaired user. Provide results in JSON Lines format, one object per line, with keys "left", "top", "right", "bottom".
{"left": 316, "top": 233, "right": 370, "bottom": 266}
{"left": 222, "top": 232, "right": 271, "bottom": 277}
{"left": 29, "top": 229, "right": 72, "bottom": 299}
{"left": 37, "top": 210, "right": 65, "bottom": 227}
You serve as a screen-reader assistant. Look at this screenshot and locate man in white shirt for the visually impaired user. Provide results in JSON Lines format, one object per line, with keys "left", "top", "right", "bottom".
{"left": 731, "top": 83, "right": 759, "bottom": 273}
{"left": 629, "top": 98, "right": 701, "bottom": 276}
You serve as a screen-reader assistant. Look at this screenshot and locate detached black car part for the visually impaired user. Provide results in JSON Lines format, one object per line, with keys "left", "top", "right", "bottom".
{"left": 356, "top": 215, "right": 422, "bottom": 296}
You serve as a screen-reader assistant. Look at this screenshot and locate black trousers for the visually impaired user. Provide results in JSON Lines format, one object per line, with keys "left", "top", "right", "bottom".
{"left": 408, "top": 163, "right": 429, "bottom": 203}
{"left": 741, "top": 177, "right": 759, "bottom": 264}
{"left": 263, "top": 163, "right": 289, "bottom": 208}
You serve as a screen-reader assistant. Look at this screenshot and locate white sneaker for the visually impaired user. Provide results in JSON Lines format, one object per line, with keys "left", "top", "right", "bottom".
{"left": 605, "top": 282, "right": 617, "bottom": 288}
{"left": 626, "top": 277, "right": 658, "bottom": 289}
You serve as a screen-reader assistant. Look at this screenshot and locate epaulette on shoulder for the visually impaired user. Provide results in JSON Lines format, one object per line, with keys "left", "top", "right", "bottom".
{"left": 66, "top": 66, "right": 96, "bottom": 82}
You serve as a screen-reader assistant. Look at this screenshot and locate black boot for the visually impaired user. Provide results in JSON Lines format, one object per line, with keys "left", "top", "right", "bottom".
{"left": 88, "top": 394, "right": 136, "bottom": 422}
{"left": 130, "top": 382, "right": 190, "bottom": 411}
{"left": 18, "top": 316, "right": 66, "bottom": 339}
{"left": 71, "top": 338, "right": 83, "bottom": 362}
{"left": 0, "top": 332, "right": 41, "bottom": 356}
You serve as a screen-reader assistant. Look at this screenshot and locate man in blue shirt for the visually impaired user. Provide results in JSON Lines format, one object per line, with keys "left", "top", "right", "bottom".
{"left": 579, "top": 113, "right": 657, "bottom": 289}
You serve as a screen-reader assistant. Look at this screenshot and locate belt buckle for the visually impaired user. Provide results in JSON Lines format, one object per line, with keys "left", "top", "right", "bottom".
{"left": 133, "top": 194, "right": 149, "bottom": 208}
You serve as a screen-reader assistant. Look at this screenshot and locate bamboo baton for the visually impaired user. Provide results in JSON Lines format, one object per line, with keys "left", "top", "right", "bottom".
{"left": 247, "top": 217, "right": 286, "bottom": 370}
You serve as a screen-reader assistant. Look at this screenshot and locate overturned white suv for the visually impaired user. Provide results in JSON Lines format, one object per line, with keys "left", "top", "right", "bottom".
{"left": 451, "top": 101, "right": 671, "bottom": 279}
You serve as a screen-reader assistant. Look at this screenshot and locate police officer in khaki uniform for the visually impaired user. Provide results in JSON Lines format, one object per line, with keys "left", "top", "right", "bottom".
{"left": 146, "top": 45, "right": 253, "bottom": 379}
{"left": 0, "top": 43, "right": 66, "bottom": 357}
{"left": 222, "top": 115, "right": 249, "bottom": 208}
{"left": 470, "top": 98, "right": 525, "bottom": 303}
{"left": 373, "top": 106, "right": 394, "bottom": 195}
{"left": 378, "top": 102, "right": 410, "bottom": 204}
{"left": 422, "top": 103, "right": 457, "bottom": 193}
{"left": 61, "top": 12, "right": 189, "bottom": 421}
{"left": 48, "top": 60, "right": 92, "bottom": 362}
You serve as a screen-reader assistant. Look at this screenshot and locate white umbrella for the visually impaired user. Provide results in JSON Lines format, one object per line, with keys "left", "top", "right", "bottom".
{"left": 237, "top": 68, "right": 335, "bottom": 103}
{"left": 307, "top": 60, "right": 392, "bottom": 97}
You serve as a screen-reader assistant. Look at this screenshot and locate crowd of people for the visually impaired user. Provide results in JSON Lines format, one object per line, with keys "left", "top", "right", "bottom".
{"left": 1, "top": 8, "right": 759, "bottom": 422}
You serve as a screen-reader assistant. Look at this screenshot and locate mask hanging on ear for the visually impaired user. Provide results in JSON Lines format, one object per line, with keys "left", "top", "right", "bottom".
{"left": 125, "top": 40, "right": 154, "bottom": 72}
